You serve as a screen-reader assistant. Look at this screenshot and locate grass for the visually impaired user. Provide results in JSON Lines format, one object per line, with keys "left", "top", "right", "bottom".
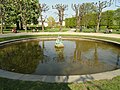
{"left": 0, "top": 34, "right": 120, "bottom": 90}
{"left": 44, "top": 28, "right": 70, "bottom": 32}
{"left": 3, "top": 28, "right": 70, "bottom": 34}
{"left": 83, "top": 35, "right": 120, "bottom": 42}
{"left": 77, "top": 28, "right": 120, "bottom": 34}
{"left": 0, "top": 35, "right": 36, "bottom": 42}
{"left": 0, "top": 76, "right": 120, "bottom": 90}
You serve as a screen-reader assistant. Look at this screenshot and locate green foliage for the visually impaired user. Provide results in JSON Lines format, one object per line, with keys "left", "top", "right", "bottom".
{"left": 101, "top": 10, "right": 114, "bottom": 28}
{"left": 65, "top": 13, "right": 97, "bottom": 29}
{"left": 65, "top": 8, "right": 120, "bottom": 31}
{"left": 108, "top": 26, "right": 120, "bottom": 30}
{"left": 65, "top": 17, "right": 76, "bottom": 28}
{"left": 114, "top": 8, "right": 120, "bottom": 28}
{"left": 82, "top": 13, "right": 97, "bottom": 27}
{"left": 47, "top": 16, "right": 55, "bottom": 28}
{"left": 1, "top": 0, "right": 40, "bottom": 32}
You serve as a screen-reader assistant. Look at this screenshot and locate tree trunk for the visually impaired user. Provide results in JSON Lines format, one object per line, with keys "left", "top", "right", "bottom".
{"left": 20, "top": 17, "right": 23, "bottom": 30}
{"left": 78, "top": 17, "right": 83, "bottom": 32}
{"left": 16, "top": 21, "right": 20, "bottom": 30}
{"left": 40, "top": 14, "right": 44, "bottom": 32}
{"left": 24, "top": 24, "right": 27, "bottom": 32}
{"left": 75, "top": 11, "right": 78, "bottom": 31}
{"left": 59, "top": 21, "right": 62, "bottom": 31}
{"left": 96, "top": 22, "right": 100, "bottom": 33}
{"left": 1, "top": 17, "right": 3, "bottom": 34}
{"left": 20, "top": 22, "right": 23, "bottom": 30}
{"left": 42, "top": 21, "right": 44, "bottom": 32}
{"left": 96, "top": 12, "right": 102, "bottom": 32}
{"left": 94, "top": 26, "right": 96, "bottom": 32}
{"left": 80, "top": 26, "right": 82, "bottom": 32}
{"left": 76, "top": 17, "right": 78, "bottom": 31}
{"left": 23, "top": 21, "right": 27, "bottom": 32}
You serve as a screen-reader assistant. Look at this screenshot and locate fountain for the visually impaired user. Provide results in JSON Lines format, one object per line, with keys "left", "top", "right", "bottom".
{"left": 0, "top": 38, "right": 120, "bottom": 76}
{"left": 55, "top": 36, "right": 64, "bottom": 48}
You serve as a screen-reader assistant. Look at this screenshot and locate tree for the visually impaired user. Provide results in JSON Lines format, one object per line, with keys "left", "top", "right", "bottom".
{"left": 38, "top": 3, "right": 49, "bottom": 32}
{"left": 71, "top": 4, "right": 80, "bottom": 30}
{"left": 47, "top": 16, "right": 55, "bottom": 28}
{"left": 18, "top": 0, "right": 39, "bottom": 32}
{"left": 4, "top": 0, "right": 16, "bottom": 27}
{"left": 114, "top": 8, "right": 120, "bottom": 29}
{"left": 72, "top": 3, "right": 96, "bottom": 32}
{"left": 4, "top": 0, "right": 39, "bottom": 32}
{"left": 52, "top": 4, "right": 68, "bottom": 31}
{"left": 65, "top": 17, "right": 76, "bottom": 28}
{"left": 101, "top": 10, "right": 114, "bottom": 28}
{"left": 82, "top": 13, "right": 97, "bottom": 28}
{"left": 0, "top": 0, "right": 8, "bottom": 34}
{"left": 93, "top": 0, "right": 113, "bottom": 32}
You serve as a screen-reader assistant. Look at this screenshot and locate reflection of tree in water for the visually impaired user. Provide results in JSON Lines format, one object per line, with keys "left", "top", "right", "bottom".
{"left": 73, "top": 40, "right": 95, "bottom": 62}
{"left": 0, "top": 40, "right": 44, "bottom": 74}
{"left": 73, "top": 40, "right": 120, "bottom": 65}
{"left": 41, "top": 41, "right": 45, "bottom": 49}
{"left": 55, "top": 47, "right": 64, "bottom": 62}
{"left": 93, "top": 43, "right": 99, "bottom": 65}
{"left": 39, "top": 41, "right": 48, "bottom": 63}
{"left": 74, "top": 41, "right": 81, "bottom": 62}
{"left": 116, "top": 51, "right": 120, "bottom": 68}
{"left": 73, "top": 41, "right": 103, "bottom": 67}
{"left": 39, "top": 41, "right": 53, "bottom": 63}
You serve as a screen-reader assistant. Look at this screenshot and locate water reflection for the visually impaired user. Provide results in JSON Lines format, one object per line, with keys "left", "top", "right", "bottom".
{"left": 55, "top": 48, "right": 65, "bottom": 62}
{"left": 34, "top": 40, "right": 120, "bottom": 75}
{"left": 0, "top": 39, "right": 120, "bottom": 75}
{"left": 116, "top": 53, "right": 120, "bottom": 68}
{"left": 0, "top": 40, "right": 44, "bottom": 74}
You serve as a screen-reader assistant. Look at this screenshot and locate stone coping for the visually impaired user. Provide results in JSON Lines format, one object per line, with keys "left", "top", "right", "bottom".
{"left": 0, "top": 35, "right": 120, "bottom": 83}
{"left": 0, "top": 69, "right": 120, "bottom": 83}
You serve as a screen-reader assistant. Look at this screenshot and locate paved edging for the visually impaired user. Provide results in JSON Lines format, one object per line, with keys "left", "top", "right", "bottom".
{"left": 0, "top": 69, "right": 120, "bottom": 83}
{"left": 0, "top": 33, "right": 120, "bottom": 83}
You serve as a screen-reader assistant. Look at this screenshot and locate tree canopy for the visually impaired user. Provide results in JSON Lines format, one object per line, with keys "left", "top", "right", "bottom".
{"left": 0, "top": 0, "right": 40, "bottom": 33}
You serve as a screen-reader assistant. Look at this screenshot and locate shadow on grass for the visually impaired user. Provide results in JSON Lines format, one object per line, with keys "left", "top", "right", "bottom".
{"left": 0, "top": 77, "right": 71, "bottom": 90}
{"left": 72, "top": 75, "right": 103, "bottom": 90}
{"left": 0, "top": 75, "right": 96, "bottom": 90}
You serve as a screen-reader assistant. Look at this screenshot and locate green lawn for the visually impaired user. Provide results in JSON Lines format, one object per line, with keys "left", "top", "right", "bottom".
{"left": 0, "top": 35, "right": 120, "bottom": 90}
{"left": 3, "top": 28, "right": 70, "bottom": 34}
{"left": 78, "top": 28, "right": 120, "bottom": 34}
{"left": 44, "top": 28, "right": 70, "bottom": 32}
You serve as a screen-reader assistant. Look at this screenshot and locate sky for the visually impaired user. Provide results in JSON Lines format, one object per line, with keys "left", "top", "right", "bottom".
{"left": 39, "top": 0, "right": 120, "bottom": 21}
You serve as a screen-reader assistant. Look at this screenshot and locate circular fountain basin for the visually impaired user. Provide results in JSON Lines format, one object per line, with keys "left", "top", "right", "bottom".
{"left": 0, "top": 38, "right": 120, "bottom": 76}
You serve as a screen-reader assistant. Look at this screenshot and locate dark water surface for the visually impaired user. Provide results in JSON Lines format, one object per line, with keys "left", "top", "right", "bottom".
{"left": 0, "top": 39, "right": 120, "bottom": 75}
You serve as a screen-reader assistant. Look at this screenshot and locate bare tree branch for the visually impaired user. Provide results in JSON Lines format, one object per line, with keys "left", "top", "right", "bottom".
{"left": 93, "top": 0, "right": 113, "bottom": 32}
{"left": 39, "top": 3, "right": 49, "bottom": 32}
{"left": 52, "top": 4, "right": 68, "bottom": 31}
{"left": 72, "top": 3, "right": 95, "bottom": 32}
